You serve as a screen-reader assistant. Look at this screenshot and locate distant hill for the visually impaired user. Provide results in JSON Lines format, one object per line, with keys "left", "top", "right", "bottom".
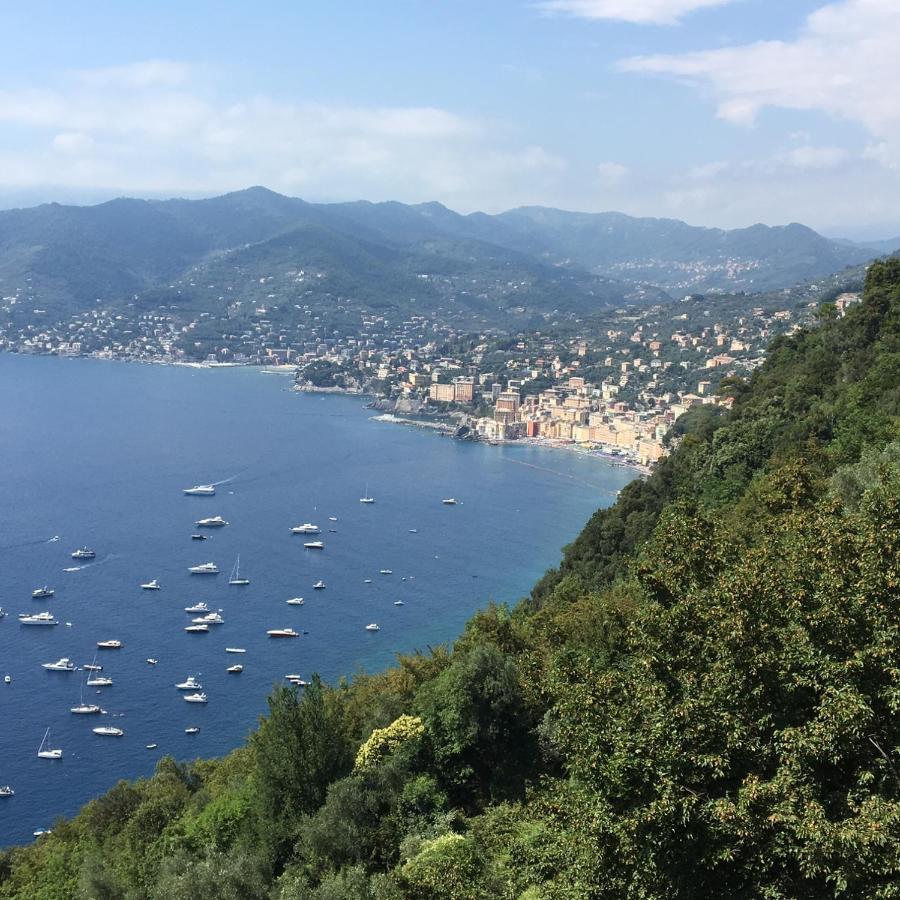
{"left": 0, "top": 188, "right": 878, "bottom": 328}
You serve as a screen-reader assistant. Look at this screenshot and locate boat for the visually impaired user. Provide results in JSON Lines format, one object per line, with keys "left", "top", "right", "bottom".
{"left": 146, "top": 658, "right": 158, "bottom": 665}
{"left": 360, "top": 483, "right": 375, "bottom": 504}
{"left": 267, "top": 628, "right": 299, "bottom": 638}
{"left": 313, "top": 580, "right": 326, "bottom": 590}
{"left": 303, "top": 541, "right": 324, "bottom": 550}
{"left": 31, "top": 587, "right": 54, "bottom": 599}
{"left": 227, "top": 664, "right": 243, "bottom": 673}
{"left": 0, "top": 786, "right": 15, "bottom": 797}
{"left": 86, "top": 675, "right": 113, "bottom": 687}
{"left": 63, "top": 566, "right": 81, "bottom": 572}
{"left": 195, "top": 515, "right": 227, "bottom": 527}
{"left": 191, "top": 534, "right": 207, "bottom": 540}
{"left": 185, "top": 624, "right": 209, "bottom": 633}
{"left": 184, "top": 484, "right": 215, "bottom": 496}
{"left": 442, "top": 498, "right": 458, "bottom": 505}
{"left": 225, "top": 647, "right": 246, "bottom": 654}
{"left": 185, "top": 727, "right": 200, "bottom": 735}
{"left": 82, "top": 663, "right": 103, "bottom": 672}
{"left": 192, "top": 612, "right": 223, "bottom": 625}
{"left": 70, "top": 703, "right": 103, "bottom": 714}
{"left": 37, "top": 728, "right": 63, "bottom": 760}
{"left": 42, "top": 658, "right": 76, "bottom": 672}
{"left": 285, "top": 674, "right": 309, "bottom": 686}
{"left": 286, "top": 597, "right": 304, "bottom": 606}
{"left": 184, "top": 692, "right": 208, "bottom": 704}
{"left": 408, "top": 529, "right": 418, "bottom": 533}
{"left": 291, "top": 523, "right": 320, "bottom": 534}
{"left": 175, "top": 676, "right": 202, "bottom": 690}
{"left": 380, "top": 569, "right": 393, "bottom": 575}
{"left": 71, "top": 548, "right": 96, "bottom": 559}
{"left": 146, "top": 743, "right": 158, "bottom": 750}
{"left": 3, "top": 675, "right": 10, "bottom": 684}
{"left": 328, "top": 516, "right": 338, "bottom": 521}
{"left": 188, "top": 562, "right": 218, "bottom": 575}
{"left": 92, "top": 726, "right": 123, "bottom": 737}
{"left": 363, "top": 578, "right": 372, "bottom": 584}
{"left": 228, "top": 555, "right": 250, "bottom": 586}
{"left": 365, "top": 623, "right": 381, "bottom": 632}
{"left": 394, "top": 600, "right": 404, "bottom": 606}
{"left": 140, "top": 579, "right": 160, "bottom": 590}
{"left": 97, "top": 640, "right": 122, "bottom": 649}
{"left": 18, "top": 612, "right": 58, "bottom": 626}
{"left": 184, "top": 602, "right": 209, "bottom": 613}
{"left": 0, "top": 607, "right": 5, "bottom": 619}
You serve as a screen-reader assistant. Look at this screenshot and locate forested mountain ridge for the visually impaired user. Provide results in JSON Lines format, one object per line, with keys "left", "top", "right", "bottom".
{"left": 1, "top": 259, "right": 899, "bottom": 899}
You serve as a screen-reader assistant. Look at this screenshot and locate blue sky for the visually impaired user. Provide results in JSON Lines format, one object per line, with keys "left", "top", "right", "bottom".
{"left": 0, "top": 0, "right": 897, "bottom": 237}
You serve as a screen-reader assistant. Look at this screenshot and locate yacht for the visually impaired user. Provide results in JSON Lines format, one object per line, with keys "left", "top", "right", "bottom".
{"left": 82, "top": 663, "right": 103, "bottom": 672}
{"left": 313, "top": 580, "right": 326, "bottom": 590}
{"left": 365, "top": 623, "right": 381, "bottom": 632}
{"left": 42, "top": 658, "right": 76, "bottom": 672}
{"left": 0, "top": 786, "right": 15, "bottom": 797}
{"left": 92, "top": 726, "right": 124, "bottom": 737}
{"left": 86, "top": 675, "right": 113, "bottom": 687}
{"left": 184, "top": 727, "right": 200, "bottom": 735}
{"left": 70, "top": 702, "right": 103, "bottom": 714}
{"left": 175, "top": 676, "right": 202, "bottom": 690}
{"left": 32, "top": 586, "right": 54, "bottom": 599}
{"left": 285, "top": 675, "right": 308, "bottom": 686}
{"left": 184, "top": 602, "right": 209, "bottom": 613}
{"left": 227, "top": 664, "right": 243, "bottom": 674}
{"left": 303, "top": 541, "right": 324, "bottom": 550}
{"left": 228, "top": 556, "right": 250, "bottom": 586}
{"left": 267, "top": 628, "right": 299, "bottom": 638}
{"left": 225, "top": 647, "right": 246, "bottom": 654}
{"left": 37, "top": 728, "right": 63, "bottom": 759}
{"left": 140, "top": 579, "right": 160, "bottom": 591}
{"left": 97, "top": 640, "right": 122, "bottom": 649}
{"left": 195, "top": 516, "right": 227, "bottom": 527}
{"left": 184, "top": 692, "right": 208, "bottom": 704}
{"left": 442, "top": 498, "right": 458, "bottom": 505}
{"left": 286, "top": 597, "right": 304, "bottom": 606}
{"left": 71, "top": 548, "right": 96, "bottom": 560}
{"left": 188, "top": 562, "right": 218, "bottom": 575}
{"left": 192, "top": 612, "right": 224, "bottom": 625}
{"left": 18, "top": 612, "right": 58, "bottom": 626}
{"left": 185, "top": 624, "right": 209, "bottom": 633}
{"left": 184, "top": 484, "right": 215, "bottom": 496}
{"left": 291, "top": 523, "right": 320, "bottom": 534}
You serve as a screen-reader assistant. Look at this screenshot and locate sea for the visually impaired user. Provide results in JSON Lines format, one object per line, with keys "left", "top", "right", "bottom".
{"left": 0, "top": 354, "right": 635, "bottom": 845}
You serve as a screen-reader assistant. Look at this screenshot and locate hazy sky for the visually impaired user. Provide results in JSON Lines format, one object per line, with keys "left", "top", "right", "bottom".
{"left": 1, "top": 0, "right": 897, "bottom": 237}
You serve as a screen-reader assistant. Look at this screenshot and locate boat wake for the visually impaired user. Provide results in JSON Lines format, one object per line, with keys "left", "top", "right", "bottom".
{"left": 501, "top": 457, "right": 620, "bottom": 492}
{"left": 63, "top": 553, "right": 120, "bottom": 573}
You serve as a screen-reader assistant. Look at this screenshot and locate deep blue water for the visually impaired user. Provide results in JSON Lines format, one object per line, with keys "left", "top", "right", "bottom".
{"left": 0, "top": 354, "right": 635, "bottom": 845}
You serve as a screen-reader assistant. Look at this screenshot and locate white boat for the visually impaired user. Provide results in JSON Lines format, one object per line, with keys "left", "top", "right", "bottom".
{"left": 225, "top": 647, "right": 246, "bottom": 654}
{"left": 82, "top": 663, "right": 103, "bottom": 672}
{"left": 0, "top": 786, "right": 15, "bottom": 797}
{"left": 184, "top": 692, "right": 208, "bottom": 704}
{"left": 3, "top": 675, "right": 10, "bottom": 684}
{"left": 184, "top": 602, "right": 209, "bottom": 613}
{"left": 227, "top": 664, "right": 243, "bottom": 673}
{"left": 92, "top": 726, "right": 123, "bottom": 737}
{"left": 185, "top": 624, "right": 209, "bottom": 633}
{"left": 363, "top": 578, "right": 372, "bottom": 584}
{"left": 188, "top": 562, "right": 218, "bottom": 575}
{"left": 328, "top": 516, "right": 338, "bottom": 521}
{"left": 313, "top": 580, "right": 326, "bottom": 590}
{"left": 185, "top": 727, "right": 200, "bottom": 734}
{"left": 175, "top": 676, "right": 202, "bottom": 690}
{"left": 140, "top": 579, "right": 160, "bottom": 590}
{"left": 86, "top": 675, "right": 113, "bottom": 687}
{"left": 37, "top": 728, "right": 63, "bottom": 759}
{"left": 380, "top": 569, "right": 393, "bottom": 575}
{"left": 291, "top": 523, "right": 320, "bottom": 534}
{"left": 267, "top": 628, "right": 299, "bottom": 638}
{"left": 285, "top": 674, "right": 309, "bottom": 685}
{"left": 42, "top": 658, "right": 75, "bottom": 672}
{"left": 71, "top": 703, "right": 103, "bottom": 714}
{"left": 360, "top": 483, "right": 375, "bottom": 504}
{"left": 18, "top": 612, "right": 58, "bottom": 626}
{"left": 195, "top": 516, "right": 228, "bottom": 527}
{"left": 146, "top": 658, "right": 158, "bottom": 665}
{"left": 229, "top": 555, "right": 250, "bottom": 586}
{"left": 286, "top": 597, "right": 304, "bottom": 606}
{"left": 97, "top": 640, "right": 122, "bottom": 649}
{"left": 408, "top": 529, "right": 418, "bottom": 533}
{"left": 146, "top": 743, "right": 158, "bottom": 750}
{"left": 442, "top": 498, "right": 458, "bottom": 505}
{"left": 184, "top": 484, "right": 215, "bottom": 496}
{"left": 394, "top": 600, "right": 404, "bottom": 606}
{"left": 71, "top": 548, "right": 96, "bottom": 559}
{"left": 365, "top": 623, "right": 381, "bottom": 631}
{"left": 192, "top": 612, "right": 224, "bottom": 625}
{"left": 303, "top": 541, "right": 324, "bottom": 550}
{"left": 31, "top": 587, "right": 54, "bottom": 599}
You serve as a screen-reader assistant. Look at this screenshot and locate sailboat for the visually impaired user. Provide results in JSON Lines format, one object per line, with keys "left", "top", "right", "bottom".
{"left": 37, "top": 728, "right": 63, "bottom": 759}
{"left": 71, "top": 669, "right": 103, "bottom": 714}
{"left": 359, "top": 483, "right": 375, "bottom": 504}
{"left": 229, "top": 555, "right": 250, "bottom": 586}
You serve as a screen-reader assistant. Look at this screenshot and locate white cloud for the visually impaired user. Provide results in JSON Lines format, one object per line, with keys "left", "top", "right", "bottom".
{"left": 597, "top": 160, "right": 629, "bottom": 182}
{"left": 537, "top": 0, "right": 736, "bottom": 25}
{"left": 620, "top": 0, "right": 900, "bottom": 165}
{"left": 779, "top": 145, "right": 849, "bottom": 170}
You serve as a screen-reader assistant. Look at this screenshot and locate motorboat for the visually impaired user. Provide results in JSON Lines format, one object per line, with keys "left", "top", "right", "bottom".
{"left": 286, "top": 597, "right": 304, "bottom": 606}
{"left": 380, "top": 569, "right": 393, "bottom": 575}
{"left": 191, "top": 534, "right": 207, "bottom": 540}
{"left": 3, "top": 675, "right": 10, "bottom": 684}
{"left": 313, "top": 580, "right": 326, "bottom": 590}
{"left": 195, "top": 516, "right": 227, "bottom": 527}
{"left": 71, "top": 548, "right": 96, "bottom": 559}
{"left": 192, "top": 612, "right": 223, "bottom": 625}
{"left": 225, "top": 647, "right": 246, "bottom": 654}
{"left": 291, "top": 523, "right": 320, "bottom": 534}
{"left": 188, "top": 562, "right": 218, "bottom": 575}
{"left": 328, "top": 516, "right": 338, "bottom": 522}
{"left": 146, "top": 658, "right": 158, "bottom": 665}
{"left": 184, "top": 602, "right": 209, "bottom": 613}
{"left": 184, "top": 692, "right": 208, "bottom": 704}
{"left": 442, "top": 498, "right": 458, "bottom": 505}
{"left": 42, "top": 658, "right": 76, "bottom": 672}
{"left": 70, "top": 703, "right": 103, "bottom": 714}
{"left": 185, "top": 624, "right": 209, "bottom": 633}
{"left": 97, "top": 640, "right": 122, "bottom": 649}
{"left": 394, "top": 600, "right": 404, "bottom": 606}
{"left": 185, "top": 727, "right": 200, "bottom": 734}
{"left": 285, "top": 674, "right": 309, "bottom": 686}
{"left": 18, "top": 612, "right": 58, "bottom": 626}
{"left": 365, "top": 623, "right": 381, "bottom": 631}
{"left": 267, "top": 628, "right": 299, "bottom": 638}
{"left": 146, "top": 743, "right": 158, "bottom": 750}
{"left": 228, "top": 556, "right": 250, "bottom": 585}
{"left": 408, "top": 529, "right": 418, "bottom": 533}
{"left": 303, "top": 541, "right": 324, "bottom": 550}
{"left": 86, "top": 675, "right": 113, "bottom": 687}
{"left": 363, "top": 578, "right": 372, "bottom": 584}
{"left": 227, "top": 664, "right": 243, "bottom": 674}
{"left": 37, "top": 728, "right": 63, "bottom": 759}
{"left": 0, "top": 786, "right": 15, "bottom": 797}
{"left": 31, "top": 587, "right": 54, "bottom": 599}
{"left": 82, "top": 663, "right": 103, "bottom": 672}
{"left": 175, "top": 676, "right": 202, "bottom": 690}
{"left": 140, "top": 579, "right": 160, "bottom": 590}
{"left": 92, "top": 727, "right": 124, "bottom": 737}
{"left": 184, "top": 484, "right": 215, "bottom": 496}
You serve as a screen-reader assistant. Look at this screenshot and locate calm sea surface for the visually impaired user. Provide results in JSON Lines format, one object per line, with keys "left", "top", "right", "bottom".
{"left": 0, "top": 354, "right": 635, "bottom": 845}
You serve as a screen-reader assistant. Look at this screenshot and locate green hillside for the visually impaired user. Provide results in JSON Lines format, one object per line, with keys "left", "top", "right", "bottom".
{"left": 2, "top": 259, "right": 899, "bottom": 899}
